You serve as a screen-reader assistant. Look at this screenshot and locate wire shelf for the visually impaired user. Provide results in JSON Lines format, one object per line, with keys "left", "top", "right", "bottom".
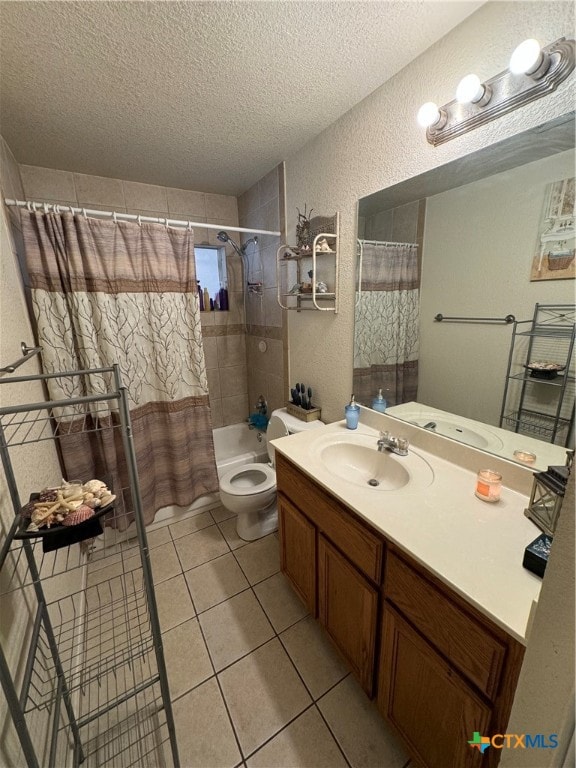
{"left": 502, "top": 409, "right": 571, "bottom": 439}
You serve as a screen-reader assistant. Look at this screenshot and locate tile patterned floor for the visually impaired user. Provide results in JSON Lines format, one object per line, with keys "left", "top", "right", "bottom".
{"left": 145, "top": 504, "right": 411, "bottom": 768}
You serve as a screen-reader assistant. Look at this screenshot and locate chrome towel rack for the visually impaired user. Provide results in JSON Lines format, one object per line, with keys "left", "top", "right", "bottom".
{"left": 434, "top": 313, "right": 515, "bottom": 324}
{"left": 0, "top": 341, "right": 42, "bottom": 375}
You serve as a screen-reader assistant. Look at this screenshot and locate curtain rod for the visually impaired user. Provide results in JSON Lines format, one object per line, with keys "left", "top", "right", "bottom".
{"left": 4, "top": 199, "right": 281, "bottom": 237}
{"left": 357, "top": 238, "right": 418, "bottom": 248}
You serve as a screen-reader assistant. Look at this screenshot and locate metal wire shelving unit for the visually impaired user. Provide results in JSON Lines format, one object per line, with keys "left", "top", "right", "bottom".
{"left": 0, "top": 365, "right": 179, "bottom": 768}
{"left": 499, "top": 303, "right": 575, "bottom": 447}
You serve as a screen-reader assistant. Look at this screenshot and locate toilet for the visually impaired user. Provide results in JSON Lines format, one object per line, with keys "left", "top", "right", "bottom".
{"left": 218, "top": 408, "right": 324, "bottom": 541}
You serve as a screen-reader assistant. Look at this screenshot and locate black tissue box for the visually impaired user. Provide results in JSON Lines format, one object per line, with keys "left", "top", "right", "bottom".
{"left": 523, "top": 534, "right": 553, "bottom": 578}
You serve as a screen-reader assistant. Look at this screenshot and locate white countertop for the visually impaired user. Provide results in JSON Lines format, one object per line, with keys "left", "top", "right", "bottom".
{"left": 272, "top": 416, "right": 544, "bottom": 645}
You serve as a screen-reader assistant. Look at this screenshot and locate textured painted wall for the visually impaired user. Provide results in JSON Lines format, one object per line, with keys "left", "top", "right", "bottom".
{"left": 284, "top": 1, "right": 575, "bottom": 425}
{"left": 0, "top": 137, "right": 70, "bottom": 765}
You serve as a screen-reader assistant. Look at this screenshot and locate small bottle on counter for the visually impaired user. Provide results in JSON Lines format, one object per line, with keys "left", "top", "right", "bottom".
{"left": 203, "top": 287, "right": 211, "bottom": 311}
{"left": 197, "top": 280, "right": 204, "bottom": 311}
{"left": 372, "top": 388, "right": 387, "bottom": 413}
{"left": 345, "top": 395, "right": 360, "bottom": 430}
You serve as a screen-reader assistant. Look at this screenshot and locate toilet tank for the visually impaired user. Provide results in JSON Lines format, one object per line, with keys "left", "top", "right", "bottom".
{"left": 266, "top": 408, "right": 324, "bottom": 464}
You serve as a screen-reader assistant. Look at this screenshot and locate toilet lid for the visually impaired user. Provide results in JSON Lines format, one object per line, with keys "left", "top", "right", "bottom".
{"left": 266, "top": 414, "right": 289, "bottom": 464}
{"left": 219, "top": 463, "right": 276, "bottom": 496}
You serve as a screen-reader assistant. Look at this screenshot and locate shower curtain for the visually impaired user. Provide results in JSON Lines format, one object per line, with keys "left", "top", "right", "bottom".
{"left": 21, "top": 210, "right": 219, "bottom": 527}
{"left": 353, "top": 242, "right": 420, "bottom": 407}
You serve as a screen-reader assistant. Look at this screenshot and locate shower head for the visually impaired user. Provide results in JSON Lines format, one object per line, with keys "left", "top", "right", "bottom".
{"left": 217, "top": 231, "right": 258, "bottom": 256}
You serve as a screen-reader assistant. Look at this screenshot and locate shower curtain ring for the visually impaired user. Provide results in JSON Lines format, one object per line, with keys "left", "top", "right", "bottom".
{"left": 112, "top": 211, "right": 118, "bottom": 224}
{"left": 187, "top": 221, "right": 193, "bottom": 232}
{"left": 82, "top": 208, "right": 87, "bottom": 220}
{"left": 137, "top": 215, "right": 142, "bottom": 227}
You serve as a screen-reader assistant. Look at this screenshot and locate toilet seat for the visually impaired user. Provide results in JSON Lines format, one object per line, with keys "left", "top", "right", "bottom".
{"left": 219, "top": 463, "right": 276, "bottom": 496}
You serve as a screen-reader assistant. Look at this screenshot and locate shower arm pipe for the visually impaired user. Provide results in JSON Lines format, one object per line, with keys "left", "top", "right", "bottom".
{"left": 4, "top": 199, "right": 281, "bottom": 238}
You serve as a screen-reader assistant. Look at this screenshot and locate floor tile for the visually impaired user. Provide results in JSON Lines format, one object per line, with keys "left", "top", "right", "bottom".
{"left": 169, "top": 511, "right": 215, "bottom": 540}
{"left": 173, "top": 524, "right": 229, "bottom": 570}
{"left": 317, "top": 675, "right": 408, "bottom": 768}
{"left": 280, "top": 616, "right": 348, "bottom": 700}
{"left": 185, "top": 552, "right": 250, "bottom": 613}
{"left": 211, "top": 504, "right": 235, "bottom": 523}
{"left": 246, "top": 706, "right": 347, "bottom": 768}
{"left": 124, "top": 540, "right": 182, "bottom": 584}
{"left": 199, "top": 590, "right": 274, "bottom": 671}
{"left": 172, "top": 677, "right": 241, "bottom": 768}
{"left": 234, "top": 535, "right": 280, "bottom": 585}
{"left": 218, "top": 517, "right": 248, "bottom": 550}
{"left": 163, "top": 618, "right": 213, "bottom": 699}
{"left": 155, "top": 574, "right": 195, "bottom": 632}
{"left": 218, "top": 638, "right": 312, "bottom": 758}
{"left": 253, "top": 572, "right": 308, "bottom": 633}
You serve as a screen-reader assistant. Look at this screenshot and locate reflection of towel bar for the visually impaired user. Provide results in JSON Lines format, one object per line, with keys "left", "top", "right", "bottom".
{"left": 0, "top": 342, "right": 42, "bottom": 375}
{"left": 434, "top": 313, "right": 515, "bottom": 324}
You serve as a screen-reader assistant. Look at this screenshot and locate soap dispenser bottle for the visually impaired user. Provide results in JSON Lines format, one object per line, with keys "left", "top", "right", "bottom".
{"left": 372, "top": 388, "right": 387, "bottom": 413}
{"left": 345, "top": 394, "right": 360, "bottom": 430}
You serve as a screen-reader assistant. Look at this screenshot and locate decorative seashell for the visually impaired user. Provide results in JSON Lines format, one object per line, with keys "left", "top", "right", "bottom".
{"left": 84, "top": 498, "right": 101, "bottom": 509}
{"left": 83, "top": 479, "right": 107, "bottom": 494}
{"left": 66, "top": 499, "right": 84, "bottom": 511}
{"left": 99, "top": 493, "right": 116, "bottom": 507}
{"left": 62, "top": 505, "right": 95, "bottom": 526}
{"left": 26, "top": 521, "right": 39, "bottom": 532}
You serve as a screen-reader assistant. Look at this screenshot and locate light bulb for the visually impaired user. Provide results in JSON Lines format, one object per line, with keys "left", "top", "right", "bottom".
{"left": 509, "top": 38, "right": 550, "bottom": 78}
{"left": 456, "top": 74, "right": 485, "bottom": 104}
{"left": 510, "top": 39, "right": 541, "bottom": 74}
{"left": 417, "top": 102, "right": 441, "bottom": 128}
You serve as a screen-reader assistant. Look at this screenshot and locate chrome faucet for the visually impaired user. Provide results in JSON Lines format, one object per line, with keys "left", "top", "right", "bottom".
{"left": 377, "top": 431, "right": 409, "bottom": 456}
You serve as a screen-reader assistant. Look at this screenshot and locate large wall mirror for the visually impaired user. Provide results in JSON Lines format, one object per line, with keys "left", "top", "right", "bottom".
{"left": 355, "top": 113, "right": 575, "bottom": 471}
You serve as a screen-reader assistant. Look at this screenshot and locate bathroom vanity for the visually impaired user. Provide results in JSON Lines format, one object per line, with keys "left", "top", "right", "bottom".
{"left": 272, "top": 414, "right": 542, "bottom": 768}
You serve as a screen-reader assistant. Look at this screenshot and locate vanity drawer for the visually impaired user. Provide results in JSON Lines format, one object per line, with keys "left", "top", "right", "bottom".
{"left": 276, "top": 454, "right": 383, "bottom": 583}
{"left": 384, "top": 550, "right": 506, "bottom": 700}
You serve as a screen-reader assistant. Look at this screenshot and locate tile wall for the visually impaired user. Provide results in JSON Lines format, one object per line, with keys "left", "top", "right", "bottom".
{"left": 237, "top": 163, "right": 287, "bottom": 417}
{"left": 17, "top": 163, "right": 248, "bottom": 426}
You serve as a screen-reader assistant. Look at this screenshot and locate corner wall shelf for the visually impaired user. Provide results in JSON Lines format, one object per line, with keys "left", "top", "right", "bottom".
{"left": 276, "top": 212, "right": 339, "bottom": 313}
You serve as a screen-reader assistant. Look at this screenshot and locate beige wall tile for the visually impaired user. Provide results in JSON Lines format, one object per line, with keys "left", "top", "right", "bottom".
{"left": 123, "top": 180, "right": 168, "bottom": 212}
{"left": 266, "top": 372, "right": 285, "bottom": 414}
{"left": 222, "top": 393, "right": 249, "bottom": 425}
{"left": 74, "top": 172, "right": 125, "bottom": 208}
{"left": 263, "top": 287, "right": 282, "bottom": 328}
{"left": 219, "top": 365, "right": 247, "bottom": 399}
{"left": 238, "top": 182, "right": 260, "bottom": 221}
{"left": 206, "top": 367, "right": 221, "bottom": 401}
{"left": 246, "top": 294, "right": 264, "bottom": 327}
{"left": 20, "top": 165, "right": 76, "bottom": 201}
{"left": 166, "top": 187, "right": 206, "bottom": 218}
{"left": 0, "top": 136, "right": 25, "bottom": 200}
{"left": 259, "top": 165, "right": 280, "bottom": 208}
{"left": 205, "top": 193, "right": 238, "bottom": 222}
{"left": 216, "top": 334, "right": 246, "bottom": 367}
{"left": 202, "top": 336, "right": 219, "bottom": 369}
{"left": 210, "top": 397, "right": 223, "bottom": 428}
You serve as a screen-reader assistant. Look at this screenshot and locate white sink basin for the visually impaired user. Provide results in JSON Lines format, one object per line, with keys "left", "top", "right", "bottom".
{"left": 392, "top": 412, "right": 504, "bottom": 451}
{"left": 311, "top": 432, "right": 434, "bottom": 491}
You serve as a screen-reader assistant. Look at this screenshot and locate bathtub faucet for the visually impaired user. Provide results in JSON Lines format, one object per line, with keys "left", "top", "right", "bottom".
{"left": 255, "top": 395, "right": 268, "bottom": 416}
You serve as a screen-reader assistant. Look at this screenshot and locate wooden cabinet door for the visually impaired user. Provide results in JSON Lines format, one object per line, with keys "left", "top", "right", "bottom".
{"left": 278, "top": 494, "right": 316, "bottom": 615}
{"left": 378, "top": 604, "right": 492, "bottom": 768}
{"left": 318, "top": 534, "right": 378, "bottom": 696}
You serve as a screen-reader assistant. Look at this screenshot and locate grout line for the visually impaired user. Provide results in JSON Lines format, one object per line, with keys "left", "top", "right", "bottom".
{"left": 239, "top": 701, "right": 318, "bottom": 764}
{"left": 312, "top": 700, "right": 354, "bottom": 768}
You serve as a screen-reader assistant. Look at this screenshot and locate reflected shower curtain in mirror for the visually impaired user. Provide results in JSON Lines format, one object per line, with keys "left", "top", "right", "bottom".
{"left": 353, "top": 242, "right": 420, "bottom": 407}
{"left": 21, "top": 211, "right": 219, "bottom": 528}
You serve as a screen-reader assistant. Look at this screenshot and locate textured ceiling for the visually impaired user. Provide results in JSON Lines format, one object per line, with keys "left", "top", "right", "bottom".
{"left": 0, "top": 1, "right": 483, "bottom": 196}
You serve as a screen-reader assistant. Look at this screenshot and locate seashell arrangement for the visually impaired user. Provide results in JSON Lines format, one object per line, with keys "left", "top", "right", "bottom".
{"left": 22, "top": 479, "right": 116, "bottom": 532}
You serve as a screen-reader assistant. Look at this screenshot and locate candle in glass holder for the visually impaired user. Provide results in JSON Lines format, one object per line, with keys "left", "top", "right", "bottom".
{"left": 475, "top": 469, "right": 502, "bottom": 502}
{"left": 513, "top": 449, "right": 537, "bottom": 465}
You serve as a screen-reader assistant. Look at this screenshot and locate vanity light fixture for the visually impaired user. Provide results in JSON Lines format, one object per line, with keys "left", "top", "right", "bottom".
{"left": 419, "top": 36, "right": 575, "bottom": 146}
